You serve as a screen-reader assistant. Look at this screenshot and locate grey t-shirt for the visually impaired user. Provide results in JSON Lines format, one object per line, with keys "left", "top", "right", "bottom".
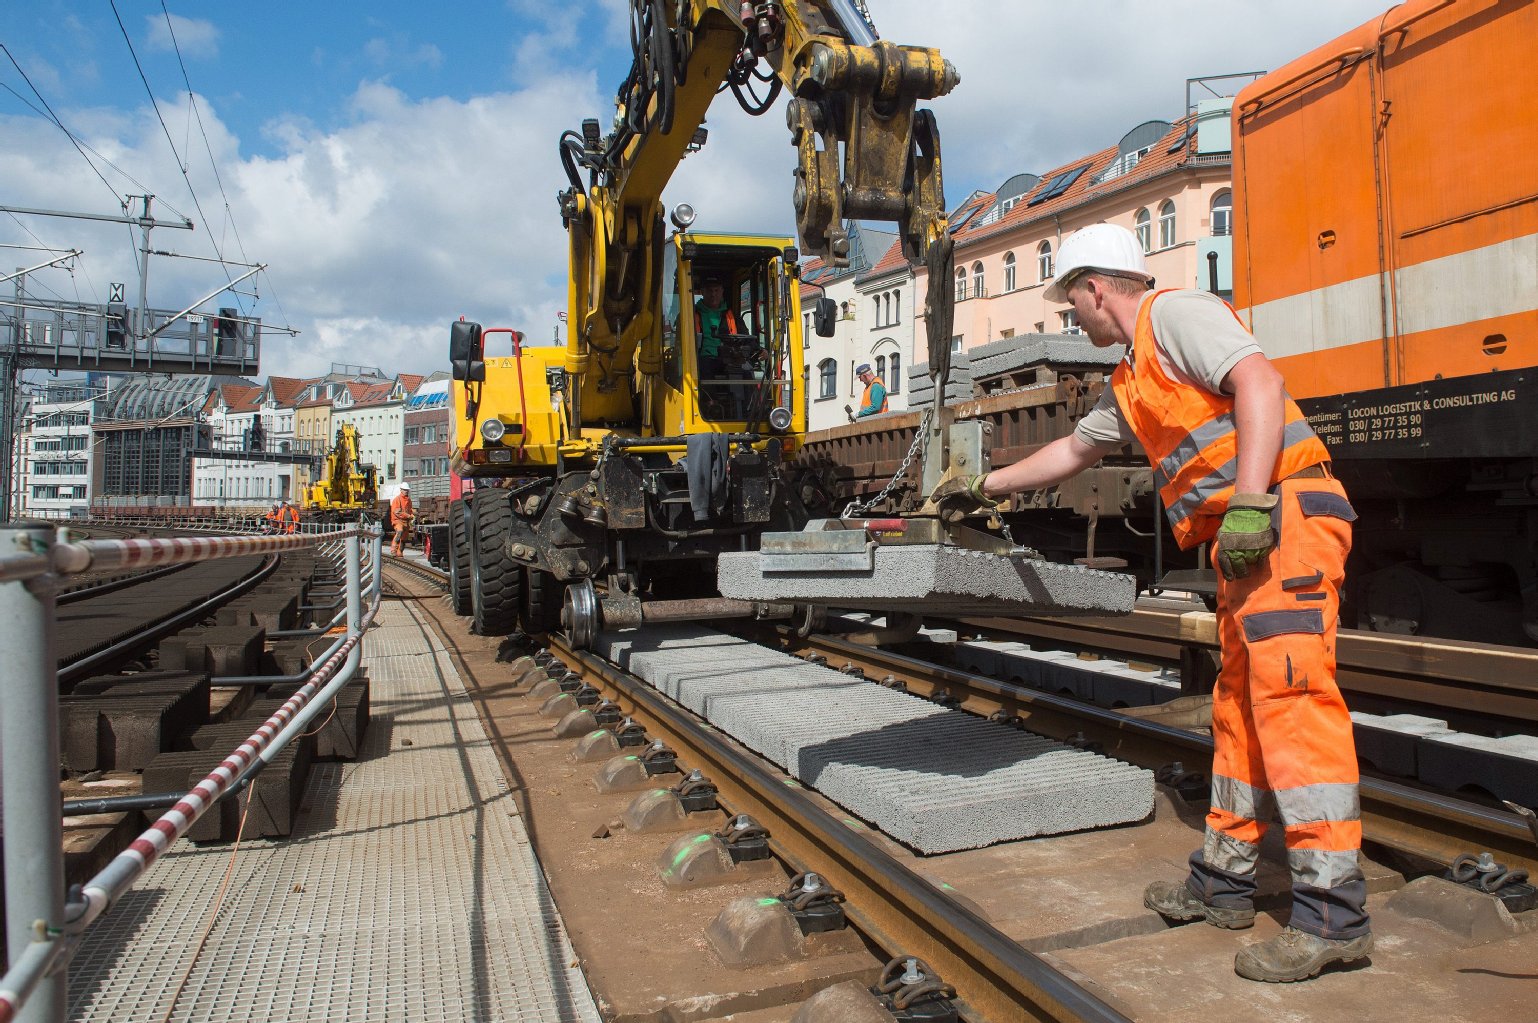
{"left": 1073, "top": 290, "right": 1262, "bottom": 448}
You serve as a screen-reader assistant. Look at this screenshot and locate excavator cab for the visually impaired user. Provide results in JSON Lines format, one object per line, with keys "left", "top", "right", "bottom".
{"left": 659, "top": 230, "right": 805, "bottom": 438}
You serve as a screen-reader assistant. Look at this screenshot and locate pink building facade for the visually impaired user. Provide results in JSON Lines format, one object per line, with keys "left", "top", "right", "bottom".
{"left": 917, "top": 105, "right": 1235, "bottom": 358}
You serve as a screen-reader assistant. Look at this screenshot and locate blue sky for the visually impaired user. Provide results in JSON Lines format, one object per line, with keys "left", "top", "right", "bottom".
{"left": 2, "top": 1, "right": 1395, "bottom": 381}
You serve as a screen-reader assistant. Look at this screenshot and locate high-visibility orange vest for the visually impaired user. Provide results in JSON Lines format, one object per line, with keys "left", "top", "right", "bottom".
{"left": 264, "top": 509, "right": 280, "bottom": 528}
{"left": 1110, "top": 290, "right": 1328, "bottom": 550}
{"left": 861, "top": 377, "right": 889, "bottom": 414}
{"left": 282, "top": 505, "right": 299, "bottom": 534}
{"left": 390, "top": 493, "right": 413, "bottom": 524}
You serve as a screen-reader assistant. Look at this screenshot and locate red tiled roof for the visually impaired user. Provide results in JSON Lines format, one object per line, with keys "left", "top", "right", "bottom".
{"left": 354, "top": 382, "right": 396, "bottom": 407}
{"left": 862, "top": 238, "right": 908, "bottom": 281}
{"left": 265, "top": 376, "right": 306, "bottom": 406}
{"left": 953, "top": 114, "right": 1200, "bottom": 250}
{"left": 294, "top": 396, "right": 332, "bottom": 410}
{"left": 219, "top": 383, "right": 262, "bottom": 414}
{"left": 395, "top": 373, "right": 424, "bottom": 394}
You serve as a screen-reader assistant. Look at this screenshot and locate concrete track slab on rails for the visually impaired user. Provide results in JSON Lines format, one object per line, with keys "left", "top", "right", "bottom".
{"left": 717, "top": 543, "right": 1137, "bottom": 618}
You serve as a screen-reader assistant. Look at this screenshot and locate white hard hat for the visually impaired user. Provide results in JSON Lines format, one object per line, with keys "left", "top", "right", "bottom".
{"left": 1043, "top": 223, "right": 1152, "bottom": 303}
{"left": 399, "top": 482, "right": 410, "bottom": 492}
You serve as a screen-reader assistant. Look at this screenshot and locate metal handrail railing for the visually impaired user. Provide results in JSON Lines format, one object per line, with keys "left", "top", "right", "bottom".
{"left": 0, "top": 521, "right": 383, "bottom": 1023}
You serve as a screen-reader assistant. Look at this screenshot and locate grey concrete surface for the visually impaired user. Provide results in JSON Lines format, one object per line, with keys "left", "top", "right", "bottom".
{"left": 718, "top": 543, "right": 1137, "bottom": 618}
{"left": 599, "top": 625, "right": 1153, "bottom": 853}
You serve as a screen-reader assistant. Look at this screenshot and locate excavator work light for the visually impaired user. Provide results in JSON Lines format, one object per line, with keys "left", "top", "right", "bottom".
{"left": 480, "top": 418, "right": 507, "bottom": 443}
{"left": 670, "top": 203, "right": 697, "bottom": 230}
{"left": 768, "top": 406, "right": 793, "bottom": 432}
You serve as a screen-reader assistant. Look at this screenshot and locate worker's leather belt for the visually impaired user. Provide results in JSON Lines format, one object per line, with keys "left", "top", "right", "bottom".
{"left": 1285, "top": 463, "right": 1329, "bottom": 481}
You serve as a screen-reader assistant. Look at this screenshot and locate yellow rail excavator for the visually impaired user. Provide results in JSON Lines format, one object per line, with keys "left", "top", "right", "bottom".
{"left": 303, "top": 424, "right": 379, "bottom": 524}
{"left": 446, "top": 0, "right": 967, "bottom": 643}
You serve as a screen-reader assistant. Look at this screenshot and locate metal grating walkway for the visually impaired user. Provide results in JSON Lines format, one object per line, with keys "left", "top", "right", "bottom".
{"left": 66, "top": 599, "right": 601, "bottom": 1023}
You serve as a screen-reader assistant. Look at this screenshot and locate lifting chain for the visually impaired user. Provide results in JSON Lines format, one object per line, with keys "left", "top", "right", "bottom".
{"left": 841, "top": 405, "right": 932, "bottom": 519}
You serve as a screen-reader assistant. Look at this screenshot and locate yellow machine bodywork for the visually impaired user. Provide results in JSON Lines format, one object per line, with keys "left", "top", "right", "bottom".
{"left": 303, "top": 423, "right": 378, "bottom": 515}
{"left": 451, "top": 230, "right": 807, "bottom": 476}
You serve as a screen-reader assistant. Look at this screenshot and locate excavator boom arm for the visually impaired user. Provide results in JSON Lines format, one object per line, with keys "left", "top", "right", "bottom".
{"left": 558, "top": 0, "right": 958, "bottom": 437}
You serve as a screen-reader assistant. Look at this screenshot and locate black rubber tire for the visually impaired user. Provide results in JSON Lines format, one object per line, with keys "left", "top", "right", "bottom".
{"left": 520, "top": 566, "right": 563, "bottom": 636}
{"left": 470, "top": 489, "right": 521, "bottom": 635}
{"left": 447, "top": 499, "right": 473, "bottom": 616}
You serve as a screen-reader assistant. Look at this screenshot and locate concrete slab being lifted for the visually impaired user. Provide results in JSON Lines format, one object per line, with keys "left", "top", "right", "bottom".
{"left": 717, "top": 542, "right": 1137, "bottom": 617}
{"left": 601, "top": 626, "right": 1154, "bottom": 853}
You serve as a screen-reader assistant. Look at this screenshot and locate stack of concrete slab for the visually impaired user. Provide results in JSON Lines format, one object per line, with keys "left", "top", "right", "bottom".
{"left": 718, "top": 543, "right": 1137, "bottom": 618}
{"left": 967, "top": 335, "right": 1122, "bottom": 396}
{"left": 600, "top": 626, "right": 1153, "bottom": 853}
{"left": 906, "top": 353, "right": 972, "bottom": 409}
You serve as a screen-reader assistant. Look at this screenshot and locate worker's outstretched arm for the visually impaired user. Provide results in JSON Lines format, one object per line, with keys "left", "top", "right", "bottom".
{"left": 982, "top": 434, "right": 1118, "bottom": 498}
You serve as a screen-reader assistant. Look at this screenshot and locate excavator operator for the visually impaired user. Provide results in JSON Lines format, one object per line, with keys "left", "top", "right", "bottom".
{"left": 390, "top": 482, "right": 416, "bottom": 556}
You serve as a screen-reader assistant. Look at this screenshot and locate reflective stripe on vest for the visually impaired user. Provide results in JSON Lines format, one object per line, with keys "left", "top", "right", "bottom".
{"left": 1109, "top": 290, "right": 1329, "bottom": 549}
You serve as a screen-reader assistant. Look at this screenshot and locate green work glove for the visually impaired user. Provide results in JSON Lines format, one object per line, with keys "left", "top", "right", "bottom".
{"left": 929, "top": 474, "right": 998, "bottom": 525}
{"left": 1215, "top": 493, "right": 1279, "bottom": 581}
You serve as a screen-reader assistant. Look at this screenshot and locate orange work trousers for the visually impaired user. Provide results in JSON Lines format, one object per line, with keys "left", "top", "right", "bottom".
{"left": 391, "top": 519, "right": 412, "bottom": 556}
{"left": 1186, "top": 471, "right": 1371, "bottom": 940}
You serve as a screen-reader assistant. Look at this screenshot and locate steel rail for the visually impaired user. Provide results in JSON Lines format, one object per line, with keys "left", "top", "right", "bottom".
{"left": 792, "top": 632, "right": 1538, "bottom": 876}
{"left": 554, "top": 638, "right": 1133, "bottom": 1023}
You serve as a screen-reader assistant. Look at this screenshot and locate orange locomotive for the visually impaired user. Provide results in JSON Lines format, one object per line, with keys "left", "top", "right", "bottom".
{"left": 1233, "top": 0, "right": 1538, "bottom": 645}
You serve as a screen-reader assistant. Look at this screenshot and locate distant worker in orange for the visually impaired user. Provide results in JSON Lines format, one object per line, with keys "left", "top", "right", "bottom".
{"left": 281, "top": 500, "right": 300, "bottom": 535}
{"left": 264, "top": 503, "right": 281, "bottom": 534}
{"left": 390, "top": 482, "right": 415, "bottom": 556}
{"left": 854, "top": 363, "right": 889, "bottom": 418}
{"left": 929, "top": 224, "right": 1371, "bottom": 984}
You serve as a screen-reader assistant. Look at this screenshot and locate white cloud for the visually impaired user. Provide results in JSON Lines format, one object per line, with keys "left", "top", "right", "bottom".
{"left": 144, "top": 14, "right": 219, "bottom": 58}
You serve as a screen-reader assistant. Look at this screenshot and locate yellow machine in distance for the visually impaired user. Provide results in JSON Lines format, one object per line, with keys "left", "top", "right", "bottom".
{"left": 303, "top": 424, "right": 378, "bottom": 522}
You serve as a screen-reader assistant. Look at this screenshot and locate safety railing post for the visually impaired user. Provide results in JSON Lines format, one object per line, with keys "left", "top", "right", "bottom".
{"left": 346, "top": 531, "right": 362, "bottom": 639}
{"left": 0, "top": 526, "right": 65, "bottom": 1023}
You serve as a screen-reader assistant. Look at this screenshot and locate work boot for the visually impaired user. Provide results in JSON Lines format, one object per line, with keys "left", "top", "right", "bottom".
{"left": 1234, "top": 927, "right": 1373, "bottom": 983}
{"left": 1143, "top": 879, "right": 1255, "bottom": 929}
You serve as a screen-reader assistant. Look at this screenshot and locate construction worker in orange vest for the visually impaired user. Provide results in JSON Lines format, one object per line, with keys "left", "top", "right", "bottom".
{"left": 280, "top": 500, "right": 300, "bottom": 535}
{"left": 929, "top": 224, "right": 1369, "bottom": 984}
{"left": 264, "top": 503, "right": 281, "bottom": 534}
{"left": 390, "top": 482, "right": 415, "bottom": 556}
{"left": 853, "top": 363, "right": 889, "bottom": 419}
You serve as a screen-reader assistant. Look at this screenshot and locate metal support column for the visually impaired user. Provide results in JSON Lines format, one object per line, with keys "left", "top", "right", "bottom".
{"left": 1, "top": 525, "right": 64, "bottom": 1022}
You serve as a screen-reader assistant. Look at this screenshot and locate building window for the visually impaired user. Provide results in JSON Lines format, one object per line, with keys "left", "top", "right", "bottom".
{"left": 954, "top": 266, "right": 968, "bottom": 302}
{"left": 1002, "top": 252, "right": 1017, "bottom": 292}
{"left": 1000, "top": 328, "right": 1016, "bottom": 339}
{"left": 892, "top": 289, "right": 900, "bottom": 322}
{"left": 1135, "top": 208, "right": 1152, "bottom": 254}
{"left": 818, "top": 358, "right": 837, "bottom": 399}
{"left": 1060, "top": 309, "right": 1082, "bottom": 334}
{"left": 875, "top": 355, "right": 886, "bottom": 383}
{"left": 950, "top": 335, "right": 964, "bottom": 354}
{"left": 972, "top": 261, "right": 985, "bottom": 298}
{"left": 1158, "top": 200, "right": 1177, "bottom": 249}
{"left": 1211, "top": 189, "right": 1232, "bottom": 236}
{"left": 872, "top": 296, "right": 882, "bottom": 325}
{"left": 889, "top": 351, "right": 900, "bottom": 394}
{"left": 1037, "top": 241, "right": 1053, "bottom": 283}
